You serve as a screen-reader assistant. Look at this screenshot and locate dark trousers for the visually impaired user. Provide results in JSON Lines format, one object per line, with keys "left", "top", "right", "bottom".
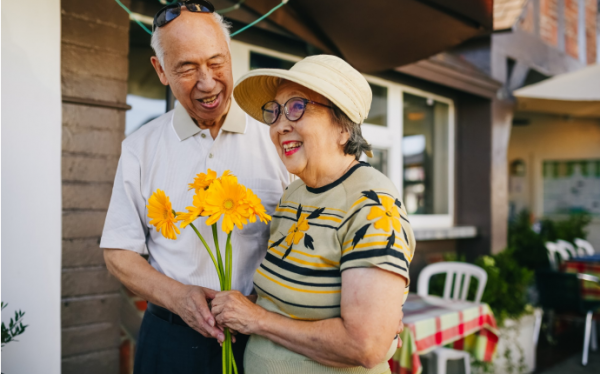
{"left": 134, "top": 307, "right": 249, "bottom": 374}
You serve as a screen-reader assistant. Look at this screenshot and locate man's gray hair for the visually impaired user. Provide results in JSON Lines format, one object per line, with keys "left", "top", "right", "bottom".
{"left": 150, "top": 12, "right": 231, "bottom": 66}
{"left": 330, "top": 105, "right": 372, "bottom": 160}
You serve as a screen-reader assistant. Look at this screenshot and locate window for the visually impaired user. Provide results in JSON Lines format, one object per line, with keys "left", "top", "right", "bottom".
{"left": 365, "top": 83, "right": 387, "bottom": 126}
{"left": 369, "top": 148, "right": 388, "bottom": 176}
{"left": 402, "top": 93, "right": 450, "bottom": 215}
{"left": 126, "top": 28, "right": 167, "bottom": 136}
{"left": 250, "top": 52, "right": 295, "bottom": 70}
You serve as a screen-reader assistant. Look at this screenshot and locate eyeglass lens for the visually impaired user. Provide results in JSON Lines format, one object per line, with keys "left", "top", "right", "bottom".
{"left": 285, "top": 99, "right": 306, "bottom": 121}
{"left": 155, "top": 2, "right": 215, "bottom": 29}
{"left": 262, "top": 98, "right": 308, "bottom": 125}
{"left": 185, "top": 3, "right": 213, "bottom": 12}
{"left": 165, "top": 7, "right": 181, "bottom": 23}
{"left": 262, "top": 102, "right": 280, "bottom": 125}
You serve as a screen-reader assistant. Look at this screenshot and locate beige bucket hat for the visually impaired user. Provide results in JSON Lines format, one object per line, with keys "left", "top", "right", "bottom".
{"left": 233, "top": 54, "right": 373, "bottom": 128}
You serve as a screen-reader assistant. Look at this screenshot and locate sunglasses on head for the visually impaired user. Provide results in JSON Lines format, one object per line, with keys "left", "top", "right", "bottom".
{"left": 153, "top": 1, "right": 215, "bottom": 31}
{"left": 261, "top": 97, "right": 332, "bottom": 125}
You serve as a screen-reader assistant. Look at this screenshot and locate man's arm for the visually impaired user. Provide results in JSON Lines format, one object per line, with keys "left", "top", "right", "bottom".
{"left": 104, "top": 248, "right": 224, "bottom": 340}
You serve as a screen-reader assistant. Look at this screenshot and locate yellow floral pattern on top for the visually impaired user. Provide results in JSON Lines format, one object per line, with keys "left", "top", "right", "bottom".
{"left": 367, "top": 195, "right": 402, "bottom": 233}
{"left": 286, "top": 214, "right": 310, "bottom": 246}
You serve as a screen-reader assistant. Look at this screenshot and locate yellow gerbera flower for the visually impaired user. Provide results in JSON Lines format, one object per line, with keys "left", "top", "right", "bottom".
{"left": 188, "top": 169, "right": 218, "bottom": 193}
{"left": 202, "top": 177, "right": 248, "bottom": 233}
{"left": 219, "top": 170, "right": 238, "bottom": 184}
{"left": 176, "top": 189, "right": 207, "bottom": 229}
{"left": 147, "top": 189, "right": 180, "bottom": 240}
{"left": 366, "top": 195, "right": 402, "bottom": 233}
{"left": 243, "top": 189, "right": 272, "bottom": 224}
{"left": 285, "top": 214, "right": 309, "bottom": 246}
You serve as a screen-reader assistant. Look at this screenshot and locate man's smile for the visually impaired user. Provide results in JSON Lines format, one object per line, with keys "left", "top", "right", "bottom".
{"left": 196, "top": 92, "right": 221, "bottom": 109}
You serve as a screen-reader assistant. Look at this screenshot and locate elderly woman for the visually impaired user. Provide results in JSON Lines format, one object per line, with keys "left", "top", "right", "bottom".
{"left": 211, "top": 55, "right": 416, "bottom": 374}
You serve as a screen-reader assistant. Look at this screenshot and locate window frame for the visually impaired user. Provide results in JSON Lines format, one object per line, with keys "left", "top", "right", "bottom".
{"left": 232, "top": 41, "right": 455, "bottom": 228}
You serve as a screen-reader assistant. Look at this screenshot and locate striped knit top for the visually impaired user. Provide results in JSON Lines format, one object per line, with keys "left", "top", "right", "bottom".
{"left": 245, "top": 163, "right": 416, "bottom": 374}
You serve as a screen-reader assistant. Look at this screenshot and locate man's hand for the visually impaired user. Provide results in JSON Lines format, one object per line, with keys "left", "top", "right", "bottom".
{"left": 170, "top": 285, "right": 224, "bottom": 340}
{"left": 397, "top": 309, "right": 404, "bottom": 348}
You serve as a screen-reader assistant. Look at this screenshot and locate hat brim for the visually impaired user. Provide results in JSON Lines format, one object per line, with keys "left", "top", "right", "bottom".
{"left": 233, "top": 68, "right": 363, "bottom": 125}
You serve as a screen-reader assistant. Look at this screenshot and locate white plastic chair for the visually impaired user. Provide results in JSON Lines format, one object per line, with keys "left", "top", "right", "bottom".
{"left": 545, "top": 242, "right": 570, "bottom": 270}
{"left": 556, "top": 239, "right": 578, "bottom": 258}
{"left": 417, "top": 262, "right": 488, "bottom": 302}
{"left": 417, "top": 262, "right": 488, "bottom": 374}
{"left": 575, "top": 238, "right": 596, "bottom": 256}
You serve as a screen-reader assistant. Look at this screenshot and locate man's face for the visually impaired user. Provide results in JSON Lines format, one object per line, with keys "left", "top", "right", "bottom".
{"left": 151, "top": 11, "right": 233, "bottom": 127}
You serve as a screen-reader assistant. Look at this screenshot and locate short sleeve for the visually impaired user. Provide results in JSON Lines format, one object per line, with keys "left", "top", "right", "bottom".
{"left": 339, "top": 190, "right": 415, "bottom": 284}
{"left": 99, "top": 144, "right": 149, "bottom": 254}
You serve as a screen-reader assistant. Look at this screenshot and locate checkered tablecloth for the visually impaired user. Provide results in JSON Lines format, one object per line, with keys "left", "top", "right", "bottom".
{"left": 563, "top": 260, "right": 600, "bottom": 301}
{"left": 389, "top": 294, "right": 499, "bottom": 374}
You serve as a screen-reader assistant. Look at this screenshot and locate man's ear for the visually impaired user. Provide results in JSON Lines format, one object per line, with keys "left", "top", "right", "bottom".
{"left": 150, "top": 56, "right": 169, "bottom": 86}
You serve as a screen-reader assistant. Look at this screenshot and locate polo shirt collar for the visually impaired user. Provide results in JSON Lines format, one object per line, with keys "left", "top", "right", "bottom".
{"left": 173, "top": 97, "right": 247, "bottom": 141}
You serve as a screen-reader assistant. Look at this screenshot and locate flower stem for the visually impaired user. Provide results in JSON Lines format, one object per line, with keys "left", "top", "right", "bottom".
{"left": 232, "top": 348, "right": 238, "bottom": 374}
{"left": 225, "top": 232, "right": 235, "bottom": 374}
{"left": 190, "top": 223, "right": 224, "bottom": 289}
{"left": 212, "top": 224, "right": 226, "bottom": 288}
{"left": 226, "top": 232, "right": 233, "bottom": 290}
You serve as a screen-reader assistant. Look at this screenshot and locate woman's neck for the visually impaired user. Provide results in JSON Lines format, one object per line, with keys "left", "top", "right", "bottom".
{"left": 299, "top": 155, "right": 358, "bottom": 189}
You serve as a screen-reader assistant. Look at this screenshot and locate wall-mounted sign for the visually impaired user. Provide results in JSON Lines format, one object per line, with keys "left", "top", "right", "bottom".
{"left": 543, "top": 159, "right": 600, "bottom": 216}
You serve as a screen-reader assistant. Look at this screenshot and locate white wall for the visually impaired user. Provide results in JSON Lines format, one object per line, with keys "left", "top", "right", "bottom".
{"left": 508, "top": 113, "right": 600, "bottom": 249}
{"left": 1, "top": 0, "right": 62, "bottom": 373}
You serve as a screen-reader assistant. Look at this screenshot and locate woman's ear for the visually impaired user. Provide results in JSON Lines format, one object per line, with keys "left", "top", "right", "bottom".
{"left": 339, "top": 127, "right": 350, "bottom": 146}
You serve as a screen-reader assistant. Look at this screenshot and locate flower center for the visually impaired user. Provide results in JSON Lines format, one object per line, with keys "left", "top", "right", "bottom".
{"left": 385, "top": 211, "right": 392, "bottom": 217}
{"left": 223, "top": 199, "right": 234, "bottom": 210}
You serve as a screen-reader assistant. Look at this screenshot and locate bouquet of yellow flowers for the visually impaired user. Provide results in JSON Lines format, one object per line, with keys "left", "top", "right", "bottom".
{"left": 146, "top": 169, "right": 271, "bottom": 374}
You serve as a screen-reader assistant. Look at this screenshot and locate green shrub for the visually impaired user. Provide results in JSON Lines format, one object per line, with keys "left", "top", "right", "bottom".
{"left": 508, "top": 209, "right": 591, "bottom": 271}
{"left": 474, "top": 249, "right": 534, "bottom": 326}
{"left": 428, "top": 249, "right": 533, "bottom": 327}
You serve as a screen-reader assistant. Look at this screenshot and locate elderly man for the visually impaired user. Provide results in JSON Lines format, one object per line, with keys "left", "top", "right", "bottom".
{"left": 101, "top": 3, "right": 288, "bottom": 373}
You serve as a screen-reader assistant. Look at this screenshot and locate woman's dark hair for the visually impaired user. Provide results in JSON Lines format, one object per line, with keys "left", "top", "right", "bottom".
{"left": 330, "top": 104, "right": 372, "bottom": 160}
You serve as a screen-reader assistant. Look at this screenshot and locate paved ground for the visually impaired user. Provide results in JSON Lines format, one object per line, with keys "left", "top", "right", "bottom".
{"left": 537, "top": 351, "right": 600, "bottom": 373}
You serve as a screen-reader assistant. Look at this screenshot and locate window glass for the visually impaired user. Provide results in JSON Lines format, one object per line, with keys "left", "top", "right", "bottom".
{"left": 365, "top": 83, "right": 387, "bottom": 126}
{"left": 250, "top": 52, "right": 295, "bottom": 70}
{"left": 402, "top": 93, "right": 449, "bottom": 214}
{"left": 368, "top": 148, "right": 388, "bottom": 176}
{"left": 126, "top": 25, "right": 166, "bottom": 136}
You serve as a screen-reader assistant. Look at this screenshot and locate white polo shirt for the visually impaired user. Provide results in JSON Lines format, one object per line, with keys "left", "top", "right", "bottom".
{"left": 100, "top": 99, "right": 289, "bottom": 295}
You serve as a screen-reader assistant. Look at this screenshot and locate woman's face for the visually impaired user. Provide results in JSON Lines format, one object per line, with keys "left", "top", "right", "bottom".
{"left": 269, "top": 82, "right": 349, "bottom": 178}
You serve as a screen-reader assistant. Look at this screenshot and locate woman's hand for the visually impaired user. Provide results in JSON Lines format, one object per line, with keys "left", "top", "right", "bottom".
{"left": 211, "top": 290, "right": 266, "bottom": 342}
{"left": 397, "top": 309, "right": 404, "bottom": 348}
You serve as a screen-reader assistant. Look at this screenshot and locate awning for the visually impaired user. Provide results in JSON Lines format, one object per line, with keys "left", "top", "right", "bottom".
{"left": 222, "top": 0, "right": 494, "bottom": 72}
{"left": 513, "top": 64, "right": 600, "bottom": 118}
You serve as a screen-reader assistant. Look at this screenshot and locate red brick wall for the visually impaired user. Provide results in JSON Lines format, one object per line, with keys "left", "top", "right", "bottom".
{"left": 534, "top": 0, "right": 597, "bottom": 62}
{"left": 564, "top": 0, "right": 579, "bottom": 59}
{"left": 585, "top": 0, "right": 598, "bottom": 63}
{"left": 519, "top": 0, "right": 536, "bottom": 33}
{"left": 540, "top": 0, "right": 559, "bottom": 47}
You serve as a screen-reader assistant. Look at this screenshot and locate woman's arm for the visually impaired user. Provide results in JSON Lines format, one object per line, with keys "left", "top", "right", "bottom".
{"left": 212, "top": 267, "right": 406, "bottom": 369}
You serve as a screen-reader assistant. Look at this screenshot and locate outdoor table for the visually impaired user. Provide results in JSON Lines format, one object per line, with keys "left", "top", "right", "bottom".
{"left": 562, "top": 256, "right": 600, "bottom": 301}
{"left": 389, "top": 294, "right": 499, "bottom": 374}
